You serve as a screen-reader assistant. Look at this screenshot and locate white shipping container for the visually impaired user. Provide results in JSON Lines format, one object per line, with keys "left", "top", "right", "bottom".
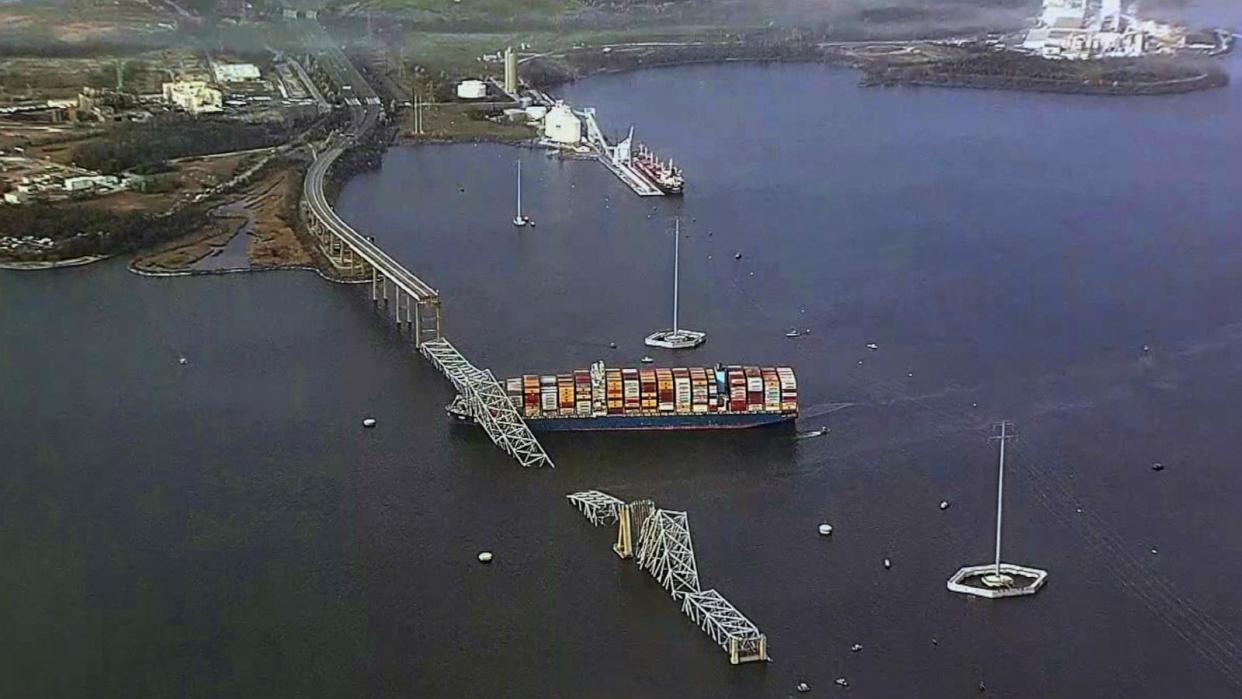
{"left": 541, "top": 387, "right": 557, "bottom": 412}
{"left": 747, "top": 376, "right": 764, "bottom": 393}
{"left": 675, "top": 378, "right": 692, "bottom": 411}
{"left": 765, "top": 386, "right": 781, "bottom": 410}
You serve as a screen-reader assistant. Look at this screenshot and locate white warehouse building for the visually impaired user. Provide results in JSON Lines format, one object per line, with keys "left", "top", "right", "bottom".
{"left": 213, "top": 63, "right": 261, "bottom": 83}
{"left": 162, "top": 81, "right": 224, "bottom": 114}
{"left": 543, "top": 103, "right": 582, "bottom": 145}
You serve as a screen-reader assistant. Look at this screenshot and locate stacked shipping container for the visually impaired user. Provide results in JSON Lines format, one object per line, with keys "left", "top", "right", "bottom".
{"left": 504, "top": 363, "right": 797, "bottom": 423}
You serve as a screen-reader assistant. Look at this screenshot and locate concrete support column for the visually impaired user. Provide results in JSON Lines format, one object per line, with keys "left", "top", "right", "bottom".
{"left": 414, "top": 300, "right": 422, "bottom": 348}
{"left": 371, "top": 267, "right": 378, "bottom": 302}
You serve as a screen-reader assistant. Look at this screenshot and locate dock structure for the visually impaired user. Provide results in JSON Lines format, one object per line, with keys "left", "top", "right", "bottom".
{"left": 298, "top": 19, "right": 552, "bottom": 469}
{"left": 581, "top": 109, "right": 665, "bottom": 197}
{"left": 568, "top": 491, "right": 770, "bottom": 665}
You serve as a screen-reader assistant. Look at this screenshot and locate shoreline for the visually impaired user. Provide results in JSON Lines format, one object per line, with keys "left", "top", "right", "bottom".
{"left": 523, "top": 39, "right": 1232, "bottom": 98}
{"left": 0, "top": 255, "right": 110, "bottom": 271}
{"left": 127, "top": 260, "right": 370, "bottom": 285}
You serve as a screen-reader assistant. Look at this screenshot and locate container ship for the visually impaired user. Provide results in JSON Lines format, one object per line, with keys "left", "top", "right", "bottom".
{"left": 631, "top": 145, "right": 685, "bottom": 195}
{"left": 466, "top": 362, "right": 796, "bottom": 431}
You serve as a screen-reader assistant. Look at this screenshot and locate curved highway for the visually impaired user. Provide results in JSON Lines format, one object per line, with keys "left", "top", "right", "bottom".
{"left": 300, "top": 24, "right": 438, "bottom": 300}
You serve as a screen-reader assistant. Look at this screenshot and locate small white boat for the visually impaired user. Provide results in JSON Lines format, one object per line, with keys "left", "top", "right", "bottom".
{"left": 785, "top": 329, "right": 802, "bottom": 339}
{"left": 178, "top": 356, "right": 188, "bottom": 365}
{"left": 478, "top": 551, "right": 494, "bottom": 563}
{"left": 640, "top": 356, "right": 654, "bottom": 364}
{"left": 866, "top": 343, "right": 879, "bottom": 350}
{"left": 797, "top": 426, "right": 828, "bottom": 439}
{"left": 818, "top": 523, "right": 833, "bottom": 536}
{"left": 362, "top": 417, "right": 377, "bottom": 428}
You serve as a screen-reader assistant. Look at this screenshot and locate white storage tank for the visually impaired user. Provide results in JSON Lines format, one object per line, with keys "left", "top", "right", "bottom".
{"left": 456, "top": 80, "right": 487, "bottom": 100}
{"left": 544, "top": 104, "right": 582, "bottom": 144}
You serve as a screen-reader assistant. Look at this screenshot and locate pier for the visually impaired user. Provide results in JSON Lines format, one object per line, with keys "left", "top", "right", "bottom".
{"left": 567, "top": 490, "right": 769, "bottom": 664}
{"left": 581, "top": 109, "right": 666, "bottom": 197}
{"left": 297, "top": 19, "right": 553, "bottom": 469}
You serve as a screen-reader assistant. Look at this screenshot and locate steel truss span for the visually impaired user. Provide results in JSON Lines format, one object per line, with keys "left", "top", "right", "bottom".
{"left": 566, "top": 490, "right": 625, "bottom": 526}
{"left": 681, "top": 589, "right": 769, "bottom": 664}
{"left": 567, "top": 492, "right": 769, "bottom": 663}
{"left": 421, "top": 339, "right": 554, "bottom": 469}
{"left": 636, "top": 509, "right": 702, "bottom": 600}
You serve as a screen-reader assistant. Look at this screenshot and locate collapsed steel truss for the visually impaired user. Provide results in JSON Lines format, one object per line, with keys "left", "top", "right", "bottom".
{"left": 566, "top": 490, "right": 625, "bottom": 526}
{"left": 421, "top": 338, "right": 554, "bottom": 469}
{"left": 566, "top": 491, "right": 768, "bottom": 664}
{"left": 636, "top": 510, "right": 702, "bottom": 600}
{"left": 681, "top": 589, "right": 768, "bottom": 664}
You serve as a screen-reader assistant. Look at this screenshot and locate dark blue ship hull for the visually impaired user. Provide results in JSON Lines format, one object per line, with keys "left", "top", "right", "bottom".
{"left": 523, "top": 411, "right": 795, "bottom": 432}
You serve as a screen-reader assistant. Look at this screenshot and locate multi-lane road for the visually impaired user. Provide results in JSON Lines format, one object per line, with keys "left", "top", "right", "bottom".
{"left": 298, "top": 21, "right": 438, "bottom": 301}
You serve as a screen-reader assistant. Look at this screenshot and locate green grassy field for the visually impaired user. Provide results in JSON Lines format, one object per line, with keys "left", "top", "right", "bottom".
{"left": 363, "top": 0, "right": 582, "bottom": 21}
{"left": 403, "top": 25, "right": 734, "bottom": 75}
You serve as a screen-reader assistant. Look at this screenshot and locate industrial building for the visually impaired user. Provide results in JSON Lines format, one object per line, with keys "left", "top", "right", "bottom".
{"left": 63, "top": 175, "right": 119, "bottom": 192}
{"left": 162, "top": 81, "right": 224, "bottom": 114}
{"left": 544, "top": 103, "right": 582, "bottom": 145}
{"left": 212, "top": 62, "right": 261, "bottom": 83}
{"left": 1021, "top": 0, "right": 1188, "bottom": 59}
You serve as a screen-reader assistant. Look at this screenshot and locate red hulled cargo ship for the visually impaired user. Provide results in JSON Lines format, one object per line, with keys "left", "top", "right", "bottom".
{"left": 488, "top": 362, "right": 797, "bottom": 431}
{"left": 631, "top": 144, "right": 685, "bottom": 195}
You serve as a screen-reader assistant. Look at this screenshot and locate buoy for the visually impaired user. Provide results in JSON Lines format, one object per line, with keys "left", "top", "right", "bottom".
{"left": 857, "top": 360, "right": 864, "bottom": 365}
{"left": 609, "top": 342, "right": 617, "bottom": 349}
{"left": 850, "top": 643, "right": 863, "bottom": 653}
{"left": 818, "top": 523, "right": 833, "bottom": 536}
{"left": 971, "top": 402, "right": 978, "bottom": 407}
{"left": 749, "top": 271, "right": 754, "bottom": 277}
{"left": 796, "top": 682, "right": 810, "bottom": 693}
{"left": 907, "top": 371, "right": 914, "bottom": 377}
{"left": 478, "top": 551, "right": 493, "bottom": 563}
{"left": 178, "top": 356, "right": 188, "bottom": 365}
{"left": 362, "top": 417, "right": 377, "bottom": 428}
{"left": 931, "top": 637, "right": 939, "bottom": 646}
{"left": 1142, "top": 344, "right": 1150, "bottom": 352}
{"left": 883, "top": 558, "right": 892, "bottom": 569}
{"left": 734, "top": 252, "right": 742, "bottom": 260}
{"left": 939, "top": 500, "right": 950, "bottom": 510}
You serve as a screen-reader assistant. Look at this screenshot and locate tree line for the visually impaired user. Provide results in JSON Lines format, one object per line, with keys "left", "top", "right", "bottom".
{"left": 73, "top": 115, "right": 310, "bottom": 174}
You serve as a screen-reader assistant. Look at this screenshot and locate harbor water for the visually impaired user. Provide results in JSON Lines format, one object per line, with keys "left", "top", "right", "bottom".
{"left": 4, "top": 9, "right": 1242, "bottom": 696}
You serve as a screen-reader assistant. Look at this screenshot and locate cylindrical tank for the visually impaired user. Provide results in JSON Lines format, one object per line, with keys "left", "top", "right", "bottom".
{"left": 455, "top": 80, "right": 487, "bottom": 100}
{"left": 543, "top": 104, "right": 582, "bottom": 144}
